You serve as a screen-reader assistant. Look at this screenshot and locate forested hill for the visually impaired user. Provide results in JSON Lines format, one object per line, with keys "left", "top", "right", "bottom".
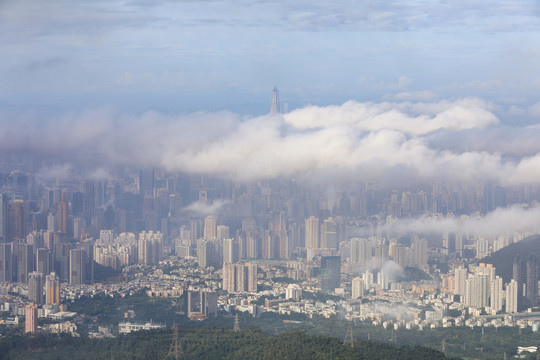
{"left": 0, "top": 327, "right": 457, "bottom": 360}
{"left": 481, "top": 234, "right": 540, "bottom": 283}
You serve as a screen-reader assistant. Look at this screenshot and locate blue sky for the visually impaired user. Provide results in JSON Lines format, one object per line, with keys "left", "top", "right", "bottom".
{"left": 1, "top": 0, "right": 540, "bottom": 118}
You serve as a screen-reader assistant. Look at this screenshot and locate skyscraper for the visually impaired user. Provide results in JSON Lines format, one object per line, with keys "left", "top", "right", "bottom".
{"left": 57, "top": 191, "right": 68, "bottom": 235}
{"left": 305, "top": 216, "right": 319, "bottom": 250}
{"left": 0, "top": 243, "right": 11, "bottom": 282}
{"left": 0, "top": 193, "right": 7, "bottom": 241}
{"left": 204, "top": 215, "right": 217, "bottom": 239}
{"left": 7, "top": 200, "right": 24, "bottom": 243}
{"left": 270, "top": 86, "right": 280, "bottom": 114}
{"left": 320, "top": 255, "right": 341, "bottom": 293}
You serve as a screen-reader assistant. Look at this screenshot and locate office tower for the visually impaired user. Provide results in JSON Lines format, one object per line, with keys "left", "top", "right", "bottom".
{"left": 78, "top": 240, "right": 94, "bottom": 284}
{"left": 84, "top": 179, "right": 95, "bottom": 225}
{"left": 454, "top": 266, "right": 467, "bottom": 297}
{"left": 222, "top": 238, "right": 237, "bottom": 264}
{"left": 412, "top": 237, "right": 428, "bottom": 268}
{"left": 350, "top": 237, "right": 371, "bottom": 267}
{"left": 490, "top": 276, "right": 504, "bottom": 312}
{"left": 45, "top": 272, "right": 60, "bottom": 305}
{"left": 54, "top": 243, "right": 70, "bottom": 282}
{"left": 7, "top": 200, "right": 24, "bottom": 242}
{"left": 270, "top": 86, "right": 280, "bottom": 113}
{"left": 320, "top": 256, "right": 341, "bottom": 293}
{"left": 69, "top": 248, "right": 84, "bottom": 285}
{"left": 305, "top": 216, "right": 319, "bottom": 250}
{"left": 0, "top": 193, "right": 8, "bottom": 241}
{"left": 352, "top": 276, "right": 364, "bottom": 299}
{"left": 0, "top": 243, "right": 11, "bottom": 282}
{"left": 16, "top": 243, "right": 33, "bottom": 283}
{"left": 100, "top": 230, "right": 114, "bottom": 244}
{"left": 57, "top": 191, "right": 68, "bottom": 234}
{"left": 526, "top": 254, "right": 538, "bottom": 307}
{"left": 320, "top": 217, "right": 338, "bottom": 250}
{"left": 28, "top": 272, "right": 43, "bottom": 305}
{"left": 36, "top": 248, "right": 52, "bottom": 277}
{"left": 506, "top": 279, "right": 519, "bottom": 313}
{"left": 203, "top": 215, "right": 217, "bottom": 239}
{"left": 25, "top": 303, "right": 38, "bottom": 333}
{"left": 216, "top": 225, "right": 230, "bottom": 241}
{"left": 186, "top": 289, "right": 218, "bottom": 318}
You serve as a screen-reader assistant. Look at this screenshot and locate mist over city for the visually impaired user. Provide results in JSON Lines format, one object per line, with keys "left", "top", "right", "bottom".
{"left": 1, "top": 1, "right": 540, "bottom": 359}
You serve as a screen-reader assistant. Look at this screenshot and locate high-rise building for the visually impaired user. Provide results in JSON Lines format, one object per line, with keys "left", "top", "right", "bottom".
{"left": 490, "top": 275, "right": 504, "bottom": 312}
{"left": 350, "top": 237, "right": 371, "bottom": 268}
{"left": 222, "top": 262, "right": 257, "bottom": 292}
{"left": 0, "top": 193, "right": 8, "bottom": 241}
{"left": 270, "top": 86, "right": 280, "bottom": 114}
{"left": 187, "top": 289, "right": 218, "bottom": 318}
{"left": 216, "top": 225, "right": 230, "bottom": 241}
{"left": 7, "top": 200, "right": 24, "bottom": 243}
{"left": 320, "top": 218, "right": 338, "bottom": 250}
{"left": 454, "top": 266, "right": 467, "bottom": 297}
{"left": 320, "top": 256, "right": 341, "bottom": 293}
{"left": 36, "top": 248, "right": 52, "bottom": 277}
{"left": 526, "top": 254, "right": 538, "bottom": 307}
{"left": 16, "top": 243, "right": 33, "bottom": 283}
{"left": 69, "top": 248, "right": 84, "bottom": 285}
{"left": 222, "top": 238, "right": 237, "bottom": 265}
{"left": 137, "top": 231, "right": 162, "bottom": 265}
{"left": 352, "top": 276, "right": 364, "bottom": 299}
{"left": 25, "top": 303, "right": 38, "bottom": 333}
{"left": 203, "top": 215, "right": 217, "bottom": 239}
{"left": 28, "top": 272, "right": 43, "bottom": 305}
{"left": 305, "top": 216, "right": 319, "bottom": 250}
{"left": 57, "top": 191, "right": 68, "bottom": 234}
{"left": 0, "top": 243, "right": 11, "bottom": 282}
{"left": 464, "top": 273, "right": 489, "bottom": 309}
{"left": 45, "top": 272, "right": 60, "bottom": 305}
{"left": 412, "top": 237, "right": 428, "bottom": 268}
{"left": 506, "top": 279, "right": 519, "bottom": 313}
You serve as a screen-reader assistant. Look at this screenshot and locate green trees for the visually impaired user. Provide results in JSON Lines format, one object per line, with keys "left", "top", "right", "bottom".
{"left": 0, "top": 327, "right": 454, "bottom": 360}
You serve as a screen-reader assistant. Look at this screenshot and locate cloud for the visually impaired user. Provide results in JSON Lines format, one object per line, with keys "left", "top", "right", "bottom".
{"left": 1, "top": 98, "right": 540, "bottom": 185}
{"left": 283, "top": 98, "right": 498, "bottom": 135}
{"left": 386, "top": 204, "right": 540, "bottom": 237}
{"left": 182, "top": 199, "right": 228, "bottom": 215}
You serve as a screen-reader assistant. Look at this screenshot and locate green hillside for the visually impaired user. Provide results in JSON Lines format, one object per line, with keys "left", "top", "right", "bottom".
{"left": 0, "top": 327, "right": 456, "bottom": 360}
{"left": 481, "top": 234, "right": 540, "bottom": 283}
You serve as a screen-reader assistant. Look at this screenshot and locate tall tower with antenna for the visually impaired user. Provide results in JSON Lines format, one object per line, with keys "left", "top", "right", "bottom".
{"left": 271, "top": 86, "right": 280, "bottom": 114}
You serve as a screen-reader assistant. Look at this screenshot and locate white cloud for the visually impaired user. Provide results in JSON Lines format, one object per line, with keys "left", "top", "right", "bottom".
{"left": 182, "top": 199, "right": 228, "bottom": 215}
{"left": 2, "top": 98, "right": 540, "bottom": 185}
{"left": 387, "top": 204, "right": 540, "bottom": 237}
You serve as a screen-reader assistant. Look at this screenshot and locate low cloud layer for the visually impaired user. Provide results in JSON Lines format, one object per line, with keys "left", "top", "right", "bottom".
{"left": 386, "top": 204, "right": 540, "bottom": 237}
{"left": 2, "top": 98, "right": 540, "bottom": 185}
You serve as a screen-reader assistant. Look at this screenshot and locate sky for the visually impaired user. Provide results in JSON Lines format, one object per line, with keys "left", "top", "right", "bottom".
{"left": 1, "top": 0, "right": 540, "bottom": 116}
{"left": 1, "top": 0, "right": 540, "bottom": 187}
